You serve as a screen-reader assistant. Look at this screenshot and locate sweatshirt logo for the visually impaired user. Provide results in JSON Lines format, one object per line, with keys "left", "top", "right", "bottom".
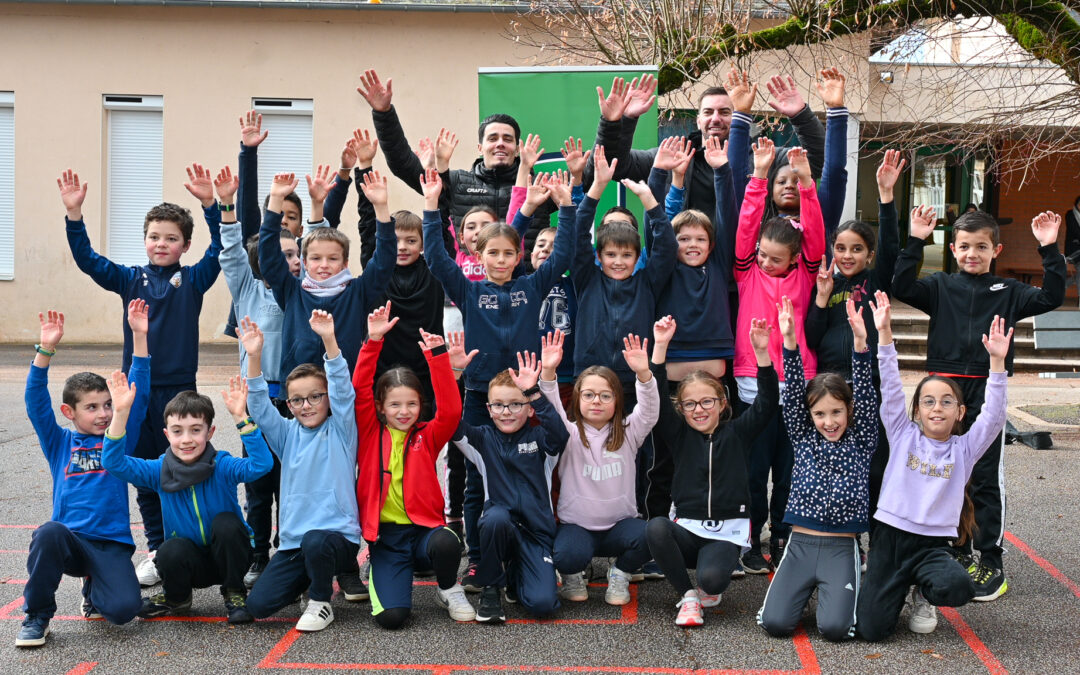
{"left": 478, "top": 294, "right": 498, "bottom": 310}
{"left": 466, "top": 187, "right": 490, "bottom": 195}
{"left": 169, "top": 271, "right": 183, "bottom": 288}
{"left": 989, "top": 283, "right": 1007, "bottom": 292}
{"left": 517, "top": 441, "right": 538, "bottom": 454}
{"left": 582, "top": 461, "right": 623, "bottom": 481}
{"left": 510, "top": 290, "right": 528, "bottom": 308}
{"left": 65, "top": 446, "right": 106, "bottom": 477}
{"left": 906, "top": 452, "right": 954, "bottom": 479}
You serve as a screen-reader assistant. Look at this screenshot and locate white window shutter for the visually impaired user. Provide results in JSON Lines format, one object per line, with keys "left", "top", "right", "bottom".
{"left": 106, "top": 100, "right": 163, "bottom": 266}
{"left": 0, "top": 93, "right": 14, "bottom": 280}
{"left": 253, "top": 99, "right": 313, "bottom": 220}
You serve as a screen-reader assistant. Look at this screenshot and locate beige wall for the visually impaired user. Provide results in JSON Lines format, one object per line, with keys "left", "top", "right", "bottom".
{"left": 0, "top": 3, "right": 542, "bottom": 343}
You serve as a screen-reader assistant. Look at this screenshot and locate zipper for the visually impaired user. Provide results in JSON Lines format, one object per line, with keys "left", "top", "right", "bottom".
{"left": 706, "top": 433, "right": 713, "bottom": 519}
{"left": 190, "top": 486, "right": 206, "bottom": 546}
{"left": 400, "top": 427, "right": 416, "bottom": 522}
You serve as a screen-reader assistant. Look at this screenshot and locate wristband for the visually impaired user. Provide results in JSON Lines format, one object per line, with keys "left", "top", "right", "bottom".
{"left": 35, "top": 344, "right": 56, "bottom": 357}
{"left": 219, "top": 203, "right": 236, "bottom": 212}
{"left": 235, "top": 416, "right": 254, "bottom": 430}
{"left": 521, "top": 385, "right": 541, "bottom": 398}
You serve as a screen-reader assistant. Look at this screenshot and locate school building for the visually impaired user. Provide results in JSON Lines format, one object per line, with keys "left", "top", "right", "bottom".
{"left": 0, "top": 1, "right": 1075, "bottom": 344}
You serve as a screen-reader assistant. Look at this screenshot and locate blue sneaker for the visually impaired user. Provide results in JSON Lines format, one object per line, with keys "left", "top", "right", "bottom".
{"left": 641, "top": 561, "right": 666, "bottom": 580}
{"left": 730, "top": 561, "right": 746, "bottom": 579}
{"left": 16, "top": 615, "right": 50, "bottom": 648}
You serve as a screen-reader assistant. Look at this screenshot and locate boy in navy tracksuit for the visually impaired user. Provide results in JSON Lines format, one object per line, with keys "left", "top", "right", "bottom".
{"left": 17, "top": 304, "right": 149, "bottom": 648}
{"left": 102, "top": 379, "right": 273, "bottom": 624}
{"left": 452, "top": 362, "right": 571, "bottom": 623}
{"left": 60, "top": 167, "right": 223, "bottom": 584}
{"left": 892, "top": 208, "right": 1065, "bottom": 601}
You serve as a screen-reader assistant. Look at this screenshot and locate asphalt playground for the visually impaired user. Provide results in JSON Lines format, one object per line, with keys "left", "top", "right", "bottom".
{"left": 0, "top": 344, "right": 1078, "bottom": 674}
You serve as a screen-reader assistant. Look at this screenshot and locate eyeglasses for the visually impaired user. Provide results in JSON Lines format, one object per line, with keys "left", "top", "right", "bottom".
{"left": 580, "top": 391, "right": 615, "bottom": 404}
{"left": 487, "top": 401, "right": 529, "bottom": 414}
{"left": 679, "top": 397, "right": 720, "bottom": 413}
{"left": 919, "top": 396, "right": 958, "bottom": 410}
{"left": 287, "top": 392, "right": 327, "bottom": 408}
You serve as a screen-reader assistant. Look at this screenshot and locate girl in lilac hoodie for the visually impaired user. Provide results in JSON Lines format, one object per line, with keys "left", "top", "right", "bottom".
{"left": 857, "top": 291, "right": 1011, "bottom": 641}
{"left": 538, "top": 329, "right": 659, "bottom": 607}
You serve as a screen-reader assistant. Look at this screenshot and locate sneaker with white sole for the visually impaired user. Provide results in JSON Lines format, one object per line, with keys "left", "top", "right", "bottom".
{"left": 908, "top": 587, "right": 937, "bottom": 634}
{"left": 697, "top": 588, "right": 721, "bottom": 607}
{"left": 641, "top": 560, "right": 666, "bottom": 580}
{"left": 675, "top": 591, "right": 704, "bottom": 627}
{"left": 435, "top": 584, "right": 476, "bottom": 622}
{"left": 337, "top": 571, "right": 369, "bottom": 602}
{"left": 730, "top": 561, "right": 746, "bottom": 579}
{"left": 136, "top": 552, "right": 160, "bottom": 586}
{"left": 475, "top": 585, "right": 505, "bottom": 624}
{"left": 559, "top": 572, "right": 588, "bottom": 602}
{"left": 971, "top": 564, "right": 1008, "bottom": 602}
{"left": 605, "top": 566, "right": 632, "bottom": 606}
{"left": 461, "top": 563, "right": 481, "bottom": 593}
{"left": 15, "top": 615, "right": 49, "bottom": 648}
{"left": 81, "top": 577, "right": 101, "bottom": 619}
{"left": 296, "top": 599, "right": 334, "bottom": 632}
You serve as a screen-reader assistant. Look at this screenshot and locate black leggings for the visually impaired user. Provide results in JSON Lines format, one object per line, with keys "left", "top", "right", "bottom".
{"left": 646, "top": 517, "right": 741, "bottom": 597}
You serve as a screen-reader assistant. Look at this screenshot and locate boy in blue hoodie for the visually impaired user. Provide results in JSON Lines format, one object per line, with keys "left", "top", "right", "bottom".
{"left": 241, "top": 310, "right": 363, "bottom": 633}
{"left": 102, "top": 375, "right": 273, "bottom": 625}
{"left": 60, "top": 166, "right": 224, "bottom": 585}
{"left": 17, "top": 302, "right": 150, "bottom": 648}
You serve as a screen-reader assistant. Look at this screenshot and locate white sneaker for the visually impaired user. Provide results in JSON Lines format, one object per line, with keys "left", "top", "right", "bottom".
{"left": 675, "top": 591, "right": 704, "bottom": 627}
{"left": 296, "top": 599, "right": 334, "bottom": 632}
{"left": 435, "top": 584, "right": 476, "bottom": 622}
{"left": 605, "top": 566, "right": 632, "bottom": 606}
{"left": 908, "top": 587, "right": 938, "bottom": 634}
{"left": 697, "top": 588, "right": 721, "bottom": 607}
{"left": 559, "top": 572, "right": 588, "bottom": 602}
{"left": 136, "top": 552, "right": 160, "bottom": 587}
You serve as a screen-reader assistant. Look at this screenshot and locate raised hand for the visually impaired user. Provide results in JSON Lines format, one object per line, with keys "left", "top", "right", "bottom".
{"left": 846, "top": 297, "right": 867, "bottom": 343}
{"left": 787, "top": 147, "right": 811, "bottom": 184}
{"left": 540, "top": 330, "right": 565, "bottom": 375}
{"left": 57, "top": 169, "right": 89, "bottom": 219}
{"left": 653, "top": 136, "right": 686, "bottom": 171}
{"left": 519, "top": 133, "right": 544, "bottom": 171}
{"left": 560, "top": 137, "right": 590, "bottom": 184}
{"left": 1031, "top": 211, "right": 1062, "bottom": 247}
{"left": 981, "top": 315, "right": 1014, "bottom": 362}
{"left": 367, "top": 303, "right": 399, "bottom": 341}
{"left": 868, "top": 290, "right": 891, "bottom": 335}
{"left": 446, "top": 331, "right": 479, "bottom": 372}
{"left": 309, "top": 309, "right": 336, "bottom": 340}
{"left": 653, "top": 315, "right": 677, "bottom": 346}
{"left": 357, "top": 69, "right": 393, "bottom": 112}
{"left": 910, "top": 205, "right": 937, "bottom": 240}
{"left": 748, "top": 318, "right": 772, "bottom": 353}
{"left": 814, "top": 67, "right": 846, "bottom": 109}
{"left": 126, "top": 298, "right": 149, "bottom": 336}
{"left": 592, "top": 144, "right": 618, "bottom": 187}
{"left": 725, "top": 68, "right": 758, "bottom": 114}
{"left": 752, "top": 137, "right": 775, "bottom": 177}
{"left": 221, "top": 375, "right": 249, "bottom": 421}
{"left": 624, "top": 74, "right": 658, "bottom": 118}
{"left": 621, "top": 333, "right": 650, "bottom": 375}
{"left": 766, "top": 74, "right": 806, "bottom": 118}
{"left": 776, "top": 295, "right": 796, "bottom": 345}
{"left": 237, "top": 316, "right": 264, "bottom": 356}
{"left": 876, "top": 149, "right": 907, "bottom": 201}
{"left": 419, "top": 167, "right": 442, "bottom": 209}
{"left": 214, "top": 166, "right": 239, "bottom": 202}
{"left": 360, "top": 169, "right": 389, "bottom": 209}
{"left": 341, "top": 137, "right": 360, "bottom": 171}
{"left": 597, "top": 76, "right": 631, "bottom": 121}
{"left": 184, "top": 163, "right": 216, "bottom": 207}
{"left": 106, "top": 370, "right": 136, "bottom": 413}
{"left": 306, "top": 164, "right": 335, "bottom": 203}
{"left": 435, "top": 128, "right": 458, "bottom": 173}
{"left": 544, "top": 171, "right": 572, "bottom": 207}
{"left": 417, "top": 328, "right": 445, "bottom": 352}
{"left": 509, "top": 351, "right": 541, "bottom": 391}
{"left": 621, "top": 178, "right": 658, "bottom": 210}
{"left": 353, "top": 128, "right": 379, "bottom": 168}
{"left": 525, "top": 173, "right": 552, "bottom": 210}
{"left": 414, "top": 136, "right": 435, "bottom": 172}
{"left": 239, "top": 110, "right": 268, "bottom": 147}
{"left": 270, "top": 172, "right": 299, "bottom": 199}
{"left": 703, "top": 137, "right": 728, "bottom": 169}
{"left": 38, "top": 309, "right": 65, "bottom": 351}
{"left": 816, "top": 256, "right": 835, "bottom": 302}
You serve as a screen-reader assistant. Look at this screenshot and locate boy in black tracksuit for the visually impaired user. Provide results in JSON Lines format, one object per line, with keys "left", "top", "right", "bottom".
{"left": 892, "top": 208, "right": 1065, "bottom": 601}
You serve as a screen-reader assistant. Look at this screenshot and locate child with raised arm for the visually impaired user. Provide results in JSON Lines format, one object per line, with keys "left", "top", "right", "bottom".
{"left": 241, "top": 311, "right": 363, "bottom": 632}
{"left": 421, "top": 166, "right": 576, "bottom": 590}
{"left": 60, "top": 165, "right": 223, "bottom": 586}
{"left": 731, "top": 139, "right": 826, "bottom": 573}
{"left": 541, "top": 330, "right": 658, "bottom": 606}
{"left": 892, "top": 204, "right": 1064, "bottom": 601}
{"left": 17, "top": 302, "right": 150, "bottom": 648}
{"left": 451, "top": 355, "right": 571, "bottom": 623}
{"left": 103, "top": 373, "right": 272, "bottom": 625}
{"left": 352, "top": 305, "right": 472, "bottom": 628}
{"left": 646, "top": 316, "right": 779, "bottom": 627}
{"left": 757, "top": 297, "right": 877, "bottom": 641}
{"left": 857, "top": 293, "right": 1012, "bottom": 640}
{"left": 259, "top": 171, "right": 395, "bottom": 376}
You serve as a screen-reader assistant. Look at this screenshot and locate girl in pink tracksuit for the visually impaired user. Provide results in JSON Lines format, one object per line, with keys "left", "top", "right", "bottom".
{"left": 538, "top": 329, "right": 659, "bottom": 607}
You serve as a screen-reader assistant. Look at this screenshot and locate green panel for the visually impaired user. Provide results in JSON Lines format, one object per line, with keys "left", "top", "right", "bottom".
{"left": 478, "top": 67, "right": 659, "bottom": 233}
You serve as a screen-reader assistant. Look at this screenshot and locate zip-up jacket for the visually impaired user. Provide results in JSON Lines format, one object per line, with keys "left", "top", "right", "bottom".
{"left": 782, "top": 347, "right": 877, "bottom": 533}
{"left": 102, "top": 427, "right": 273, "bottom": 548}
{"left": 25, "top": 356, "right": 150, "bottom": 546}
{"left": 66, "top": 207, "right": 222, "bottom": 387}
{"left": 651, "top": 360, "right": 779, "bottom": 521}
{"left": 892, "top": 237, "right": 1065, "bottom": 376}
{"left": 424, "top": 205, "right": 574, "bottom": 392}
{"left": 805, "top": 199, "right": 901, "bottom": 380}
{"left": 452, "top": 395, "right": 571, "bottom": 544}
{"left": 247, "top": 353, "right": 362, "bottom": 548}
{"left": 353, "top": 338, "right": 462, "bottom": 542}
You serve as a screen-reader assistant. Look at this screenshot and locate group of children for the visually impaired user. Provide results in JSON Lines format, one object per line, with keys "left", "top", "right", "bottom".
{"left": 18, "top": 64, "right": 1067, "bottom": 649}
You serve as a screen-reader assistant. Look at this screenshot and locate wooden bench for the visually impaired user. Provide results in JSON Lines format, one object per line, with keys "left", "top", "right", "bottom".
{"left": 1033, "top": 309, "right": 1080, "bottom": 378}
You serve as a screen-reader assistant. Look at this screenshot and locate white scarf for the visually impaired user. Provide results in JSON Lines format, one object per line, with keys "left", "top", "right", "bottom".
{"left": 301, "top": 268, "right": 353, "bottom": 298}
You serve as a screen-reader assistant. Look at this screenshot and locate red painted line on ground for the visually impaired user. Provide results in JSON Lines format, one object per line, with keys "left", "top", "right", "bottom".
{"left": 790, "top": 626, "right": 821, "bottom": 674}
{"left": 1004, "top": 530, "right": 1080, "bottom": 600}
{"left": 2, "top": 579, "right": 28, "bottom": 584}
{"left": 65, "top": 662, "right": 98, "bottom": 675}
{"left": 0, "top": 597, "right": 23, "bottom": 619}
{"left": 940, "top": 607, "right": 1007, "bottom": 674}
{"left": 0, "top": 549, "right": 29, "bottom": 554}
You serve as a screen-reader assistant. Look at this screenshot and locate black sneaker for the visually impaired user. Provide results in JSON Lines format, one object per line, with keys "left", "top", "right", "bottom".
{"left": 244, "top": 554, "right": 268, "bottom": 590}
{"left": 769, "top": 538, "right": 787, "bottom": 567}
{"left": 475, "top": 585, "right": 505, "bottom": 624}
{"left": 503, "top": 585, "right": 518, "bottom": 604}
{"left": 462, "top": 563, "right": 482, "bottom": 593}
{"left": 741, "top": 547, "right": 772, "bottom": 574}
{"left": 81, "top": 577, "right": 101, "bottom": 619}
{"left": 138, "top": 592, "right": 192, "bottom": 618}
{"left": 951, "top": 549, "right": 977, "bottom": 573}
{"left": 641, "top": 560, "right": 666, "bottom": 580}
{"left": 971, "top": 564, "right": 1008, "bottom": 601}
{"left": 222, "top": 589, "right": 254, "bottom": 624}
{"left": 338, "top": 570, "right": 369, "bottom": 602}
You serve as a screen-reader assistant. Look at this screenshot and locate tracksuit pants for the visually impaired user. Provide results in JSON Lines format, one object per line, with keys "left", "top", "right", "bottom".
{"left": 462, "top": 389, "right": 491, "bottom": 566}
{"left": 153, "top": 512, "right": 253, "bottom": 601}
{"left": 739, "top": 401, "right": 794, "bottom": 545}
{"left": 368, "top": 524, "right": 462, "bottom": 629}
{"left": 553, "top": 519, "right": 650, "bottom": 575}
{"left": 476, "top": 504, "right": 559, "bottom": 616}
{"left": 246, "top": 530, "right": 360, "bottom": 617}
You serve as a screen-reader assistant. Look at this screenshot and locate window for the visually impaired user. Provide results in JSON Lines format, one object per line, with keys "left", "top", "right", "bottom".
{"left": 252, "top": 98, "right": 314, "bottom": 220}
{"left": 0, "top": 92, "right": 12, "bottom": 280}
{"left": 104, "top": 95, "right": 163, "bottom": 266}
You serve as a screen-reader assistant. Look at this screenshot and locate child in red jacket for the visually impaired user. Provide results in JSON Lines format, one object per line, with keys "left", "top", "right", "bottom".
{"left": 352, "top": 303, "right": 471, "bottom": 628}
